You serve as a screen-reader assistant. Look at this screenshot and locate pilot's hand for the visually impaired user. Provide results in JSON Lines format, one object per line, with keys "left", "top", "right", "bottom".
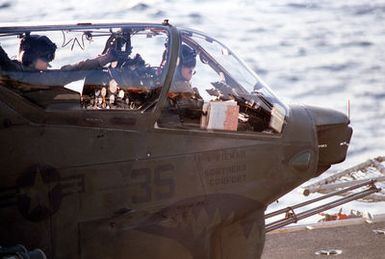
{"left": 97, "top": 49, "right": 126, "bottom": 66}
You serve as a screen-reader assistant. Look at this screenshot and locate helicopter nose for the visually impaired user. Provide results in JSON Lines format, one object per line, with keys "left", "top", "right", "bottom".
{"left": 305, "top": 106, "right": 353, "bottom": 174}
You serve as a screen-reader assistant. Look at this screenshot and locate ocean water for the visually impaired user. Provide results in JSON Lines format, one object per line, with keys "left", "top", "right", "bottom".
{"left": 1, "top": 0, "right": 385, "bottom": 221}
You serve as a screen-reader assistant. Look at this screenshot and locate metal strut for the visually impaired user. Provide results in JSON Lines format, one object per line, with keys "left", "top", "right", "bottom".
{"left": 265, "top": 180, "right": 381, "bottom": 233}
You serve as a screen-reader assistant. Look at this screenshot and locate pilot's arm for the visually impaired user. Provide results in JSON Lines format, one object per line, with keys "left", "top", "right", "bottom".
{"left": 52, "top": 49, "right": 118, "bottom": 85}
{"left": 60, "top": 50, "right": 116, "bottom": 72}
{"left": 1, "top": 46, "right": 119, "bottom": 88}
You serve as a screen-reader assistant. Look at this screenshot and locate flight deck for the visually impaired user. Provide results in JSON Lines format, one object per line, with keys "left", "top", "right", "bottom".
{"left": 262, "top": 214, "right": 385, "bottom": 259}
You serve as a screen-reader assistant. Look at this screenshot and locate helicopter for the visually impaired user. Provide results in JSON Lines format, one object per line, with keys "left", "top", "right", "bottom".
{"left": 0, "top": 20, "right": 352, "bottom": 258}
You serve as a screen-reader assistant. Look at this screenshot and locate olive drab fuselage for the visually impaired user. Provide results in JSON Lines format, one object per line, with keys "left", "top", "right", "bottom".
{"left": 0, "top": 21, "right": 352, "bottom": 259}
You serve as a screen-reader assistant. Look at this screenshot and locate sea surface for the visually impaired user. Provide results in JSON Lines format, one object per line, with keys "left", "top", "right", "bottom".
{"left": 1, "top": 0, "right": 385, "bottom": 222}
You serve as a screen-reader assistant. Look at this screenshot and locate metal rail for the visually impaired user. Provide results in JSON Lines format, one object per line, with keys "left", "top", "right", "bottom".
{"left": 302, "top": 156, "right": 385, "bottom": 195}
{"left": 265, "top": 180, "right": 381, "bottom": 233}
{"left": 303, "top": 176, "right": 385, "bottom": 195}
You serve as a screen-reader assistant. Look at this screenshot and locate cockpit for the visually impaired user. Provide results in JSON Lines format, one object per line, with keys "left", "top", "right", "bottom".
{"left": 0, "top": 24, "right": 170, "bottom": 111}
{"left": 158, "top": 29, "right": 287, "bottom": 134}
{"left": 0, "top": 22, "right": 287, "bottom": 134}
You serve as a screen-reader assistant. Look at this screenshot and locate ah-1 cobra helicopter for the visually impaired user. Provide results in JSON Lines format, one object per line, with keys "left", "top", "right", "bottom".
{"left": 0, "top": 20, "right": 352, "bottom": 258}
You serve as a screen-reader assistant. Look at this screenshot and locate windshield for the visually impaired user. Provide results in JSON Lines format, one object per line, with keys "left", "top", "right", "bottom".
{"left": 183, "top": 30, "right": 287, "bottom": 111}
{"left": 189, "top": 32, "right": 260, "bottom": 92}
{"left": 157, "top": 29, "right": 287, "bottom": 134}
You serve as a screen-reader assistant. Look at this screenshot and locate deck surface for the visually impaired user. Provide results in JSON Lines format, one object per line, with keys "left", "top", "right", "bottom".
{"left": 262, "top": 214, "right": 385, "bottom": 259}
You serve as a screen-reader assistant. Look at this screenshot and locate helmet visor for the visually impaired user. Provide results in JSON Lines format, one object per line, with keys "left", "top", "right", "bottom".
{"left": 181, "top": 48, "right": 196, "bottom": 68}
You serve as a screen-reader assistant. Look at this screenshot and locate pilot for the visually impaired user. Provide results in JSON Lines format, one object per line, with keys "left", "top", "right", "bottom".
{"left": 0, "top": 34, "right": 118, "bottom": 84}
{"left": 168, "top": 44, "right": 203, "bottom": 121}
{"left": 17, "top": 35, "right": 58, "bottom": 71}
{"left": 169, "top": 44, "right": 200, "bottom": 98}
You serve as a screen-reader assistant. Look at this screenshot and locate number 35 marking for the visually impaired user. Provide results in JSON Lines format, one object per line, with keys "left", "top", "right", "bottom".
{"left": 131, "top": 164, "right": 175, "bottom": 203}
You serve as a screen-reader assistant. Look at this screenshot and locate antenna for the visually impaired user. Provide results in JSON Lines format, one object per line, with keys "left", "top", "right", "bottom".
{"left": 347, "top": 98, "right": 350, "bottom": 120}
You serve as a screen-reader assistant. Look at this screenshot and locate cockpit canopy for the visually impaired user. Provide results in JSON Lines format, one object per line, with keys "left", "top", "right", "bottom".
{"left": 0, "top": 22, "right": 287, "bottom": 134}
{"left": 0, "top": 24, "right": 170, "bottom": 111}
{"left": 159, "top": 28, "right": 287, "bottom": 134}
